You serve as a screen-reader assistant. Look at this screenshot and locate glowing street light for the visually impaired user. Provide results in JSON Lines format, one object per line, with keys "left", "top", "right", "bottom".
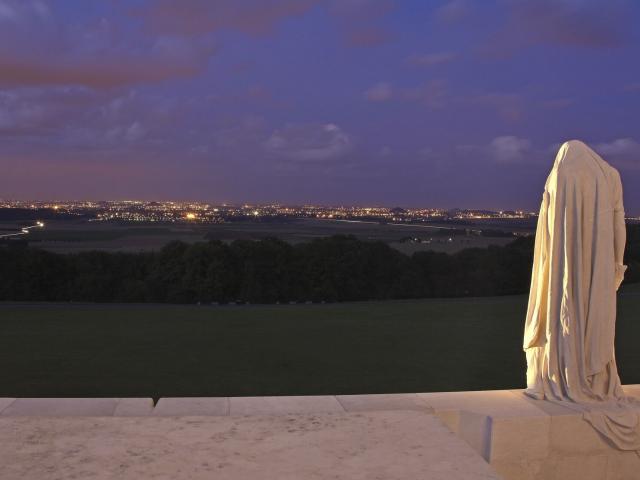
{"left": 0, "top": 221, "right": 44, "bottom": 239}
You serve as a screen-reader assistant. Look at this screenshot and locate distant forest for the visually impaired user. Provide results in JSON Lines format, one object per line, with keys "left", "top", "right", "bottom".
{"left": 1, "top": 225, "right": 639, "bottom": 303}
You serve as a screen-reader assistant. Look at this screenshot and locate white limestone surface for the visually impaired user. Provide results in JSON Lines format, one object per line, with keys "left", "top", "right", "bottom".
{"left": 0, "top": 411, "right": 501, "bottom": 480}
{"left": 229, "top": 395, "right": 344, "bottom": 416}
{"left": 4, "top": 385, "right": 640, "bottom": 479}
{"left": 0, "top": 398, "right": 154, "bottom": 417}
{"left": 336, "top": 393, "right": 432, "bottom": 412}
{"left": 113, "top": 398, "right": 155, "bottom": 416}
{"left": 153, "top": 397, "right": 229, "bottom": 416}
{"left": 2, "top": 398, "right": 119, "bottom": 416}
{"left": 0, "top": 398, "right": 15, "bottom": 414}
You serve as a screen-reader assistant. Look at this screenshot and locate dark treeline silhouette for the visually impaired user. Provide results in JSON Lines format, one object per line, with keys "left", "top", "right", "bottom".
{"left": 1, "top": 225, "right": 639, "bottom": 304}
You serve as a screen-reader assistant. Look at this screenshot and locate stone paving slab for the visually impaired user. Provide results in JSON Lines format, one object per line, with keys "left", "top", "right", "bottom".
{"left": 1, "top": 398, "right": 119, "bottom": 417}
{"left": 230, "top": 395, "right": 344, "bottom": 416}
{"left": 113, "top": 398, "right": 154, "bottom": 417}
{"left": 0, "top": 411, "right": 502, "bottom": 480}
{"left": 153, "top": 397, "right": 229, "bottom": 416}
{"left": 0, "top": 398, "right": 15, "bottom": 414}
{"left": 336, "top": 393, "right": 433, "bottom": 412}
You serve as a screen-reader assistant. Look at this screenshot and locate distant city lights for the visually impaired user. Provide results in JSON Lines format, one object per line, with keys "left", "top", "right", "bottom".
{"left": 0, "top": 200, "right": 541, "bottom": 226}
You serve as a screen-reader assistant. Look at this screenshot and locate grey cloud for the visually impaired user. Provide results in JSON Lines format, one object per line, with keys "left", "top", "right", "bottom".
{"left": 0, "top": 1, "right": 49, "bottom": 24}
{"left": 0, "top": 91, "right": 45, "bottom": 131}
{"left": 594, "top": 138, "right": 640, "bottom": 157}
{"left": 327, "top": 0, "right": 396, "bottom": 47}
{"left": 0, "top": 54, "right": 212, "bottom": 89}
{"left": 510, "top": 0, "right": 630, "bottom": 48}
{"left": 364, "top": 82, "right": 393, "bottom": 102}
{"left": 0, "top": 87, "right": 198, "bottom": 156}
{"left": 406, "top": 52, "right": 456, "bottom": 67}
{"left": 265, "top": 123, "right": 353, "bottom": 162}
{"left": 345, "top": 26, "right": 392, "bottom": 47}
{"left": 0, "top": 87, "right": 104, "bottom": 136}
{"left": 0, "top": 3, "right": 216, "bottom": 89}
{"left": 365, "top": 80, "right": 448, "bottom": 108}
{"left": 471, "top": 93, "right": 524, "bottom": 121}
{"left": 584, "top": 138, "right": 640, "bottom": 170}
{"left": 445, "top": 137, "right": 537, "bottom": 166}
{"left": 328, "top": 0, "right": 396, "bottom": 20}
{"left": 541, "top": 98, "right": 574, "bottom": 109}
{"left": 139, "top": 0, "right": 396, "bottom": 47}
{"left": 489, "top": 136, "right": 532, "bottom": 163}
{"left": 434, "top": 0, "right": 471, "bottom": 23}
{"left": 136, "top": 0, "right": 319, "bottom": 36}
{"left": 484, "top": 0, "right": 632, "bottom": 54}
{"left": 404, "top": 80, "right": 448, "bottom": 108}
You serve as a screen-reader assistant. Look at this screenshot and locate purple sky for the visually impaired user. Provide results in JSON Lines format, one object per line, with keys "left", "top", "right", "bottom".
{"left": 1, "top": 0, "right": 639, "bottom": 212}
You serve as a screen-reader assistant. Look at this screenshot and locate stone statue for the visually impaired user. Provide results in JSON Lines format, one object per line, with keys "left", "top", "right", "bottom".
{"left": 523, "top": 139, "right": 640, "bottom": 450}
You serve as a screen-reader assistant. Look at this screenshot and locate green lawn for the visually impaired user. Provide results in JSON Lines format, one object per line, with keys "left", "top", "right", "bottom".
{"left": 1, "top": 284, "right": 639, "bottom": 399}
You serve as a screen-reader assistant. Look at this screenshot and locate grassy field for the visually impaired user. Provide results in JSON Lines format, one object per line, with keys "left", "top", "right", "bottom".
{"left": 1, "top": 284, "right": 639, "bottom": 399}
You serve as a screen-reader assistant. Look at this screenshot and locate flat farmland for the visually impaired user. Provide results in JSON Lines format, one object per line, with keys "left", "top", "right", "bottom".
{"left": 3, "top": 218, "right": 529, "bottom": 254}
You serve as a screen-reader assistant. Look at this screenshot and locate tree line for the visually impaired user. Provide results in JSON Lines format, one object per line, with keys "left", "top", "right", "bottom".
{"left": 1, "top": 225, "right": 639, "bottom": 304}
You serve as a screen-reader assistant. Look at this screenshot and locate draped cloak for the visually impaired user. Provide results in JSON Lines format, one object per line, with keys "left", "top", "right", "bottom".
{"left": 523, "top": 139, "right": 640, "bottom": 451}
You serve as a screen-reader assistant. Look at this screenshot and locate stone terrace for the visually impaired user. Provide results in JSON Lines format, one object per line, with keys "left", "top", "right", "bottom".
{"left": 2, "top": 386, "right": 640, "bottom": 479}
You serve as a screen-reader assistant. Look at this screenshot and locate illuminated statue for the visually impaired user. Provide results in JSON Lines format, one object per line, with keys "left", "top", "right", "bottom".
{"left": 524, "top": 139, "right": 640, "bottom": 450}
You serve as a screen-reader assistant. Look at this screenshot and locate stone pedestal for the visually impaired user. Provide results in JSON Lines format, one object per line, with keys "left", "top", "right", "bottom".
{"left": 417, "top": 386, "right": 640, "bottom": 480}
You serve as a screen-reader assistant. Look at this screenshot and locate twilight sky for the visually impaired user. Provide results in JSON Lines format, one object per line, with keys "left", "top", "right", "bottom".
{"left": 1, "top": 0, "right": 639, "bottom": 212}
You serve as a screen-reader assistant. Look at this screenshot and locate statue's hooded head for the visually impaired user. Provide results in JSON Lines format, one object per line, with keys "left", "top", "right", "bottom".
{"left": 553, "top": 139, "right": 609, "bottom": 174}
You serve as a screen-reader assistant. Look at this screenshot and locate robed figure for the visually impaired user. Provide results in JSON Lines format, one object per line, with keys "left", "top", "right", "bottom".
{"left": 524, "top": 139, "right": 640, "bottom": 450}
